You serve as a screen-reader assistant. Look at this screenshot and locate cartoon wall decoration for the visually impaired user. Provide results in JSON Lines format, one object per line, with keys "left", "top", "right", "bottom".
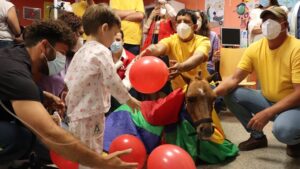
{"left": 205, "top": 0, "right": 224, "bottom": 26}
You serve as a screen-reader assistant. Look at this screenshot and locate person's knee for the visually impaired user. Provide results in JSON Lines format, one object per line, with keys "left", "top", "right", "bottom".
{"left": 273, "top": 122, "right": 300, "bottom": 145}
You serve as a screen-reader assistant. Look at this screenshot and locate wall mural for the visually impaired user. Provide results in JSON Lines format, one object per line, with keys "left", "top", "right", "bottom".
{"left": 205, "top": 0, "right": 224, "bottom": 26}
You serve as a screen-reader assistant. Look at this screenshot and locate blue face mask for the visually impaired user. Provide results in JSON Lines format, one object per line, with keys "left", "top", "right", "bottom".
{"left": 259, "top": 0, "right": 270, "bottom": 7}
{"left": 46, "top": 51, "right": 66, "bottom": 75}
{"left": 110, "top": 41, "right": 123, "bottom": 53}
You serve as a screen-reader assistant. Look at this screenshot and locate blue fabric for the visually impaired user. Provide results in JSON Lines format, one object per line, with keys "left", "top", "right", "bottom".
{"left": 297, "top": 4, "right": 300, "bottom": 39}
{"left": 103, "top": 110, "right": 161, "bottom": 153}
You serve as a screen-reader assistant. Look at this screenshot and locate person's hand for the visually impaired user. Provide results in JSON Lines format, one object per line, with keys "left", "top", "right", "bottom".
{"left": 247, "top": 110, "right": 273, "bottom": 131}
{"left": 103, "top": 149, "right": 138, "bottom": 169}
{"left": 212, "top": 49, "right": 220, "bottom": 62}
{"left": 168, "top": 60, "right": 183, "bottom": 80}
{"left": 44, "top": 91, "right": 66, "bottom": 117}
{"left": 150, "top": 6, "right": 160, "bottom": 19}
{"left": 137, "top": 47, "right": 152, "bottom": 59}
{"left": 126, "top": 96, "right": 141, "bottom": 113}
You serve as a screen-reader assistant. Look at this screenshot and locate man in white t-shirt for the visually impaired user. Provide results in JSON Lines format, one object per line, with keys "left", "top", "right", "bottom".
{"left": 0, "top": 0, "right": 21, "bottom": 48}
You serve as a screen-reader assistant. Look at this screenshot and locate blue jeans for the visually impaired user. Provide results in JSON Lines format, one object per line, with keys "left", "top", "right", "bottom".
{"left": 0, "top": 40, "right": 14, "bottom": 48}
{"left": 0, "top": 122, "right": 34, "bottom": 164}
{"left": 0, "top": 121, "right": 51, "bottom": 165}
{"left": 224, "top": 88, "right": 300, "bottom": 145}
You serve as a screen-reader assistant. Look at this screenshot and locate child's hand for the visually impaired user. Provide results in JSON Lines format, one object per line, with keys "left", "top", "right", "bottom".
{"left": 127, "top": 96, "right": 141, "bottom": 113}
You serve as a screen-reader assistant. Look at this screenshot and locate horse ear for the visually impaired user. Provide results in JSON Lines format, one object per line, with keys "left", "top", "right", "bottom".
{"left": 180, "top": 73, "right": 191, "bottom": 85}
{"left": 206, "top": 72, "right": 218, "bottom": 83}
{"left": 195, "top": 70, "right": 202, "bottom": 80}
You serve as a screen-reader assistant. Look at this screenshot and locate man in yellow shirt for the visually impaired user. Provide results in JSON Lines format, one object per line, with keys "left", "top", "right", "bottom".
{"left": 214, "top": 7, "right": 300, "bottom": 157}
{"left": 110, "top": 0, "right": 145, "bottom": 55}
{"left": 72, "top": 0, "right": 94, "bottom": 18}
{"left": 140, "top": 9, "right": 211, "bottom": 90}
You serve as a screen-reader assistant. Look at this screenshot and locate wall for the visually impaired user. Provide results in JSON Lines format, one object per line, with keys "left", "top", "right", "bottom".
{"left": 11, "top": 0, "right": 242, "bottom": 31}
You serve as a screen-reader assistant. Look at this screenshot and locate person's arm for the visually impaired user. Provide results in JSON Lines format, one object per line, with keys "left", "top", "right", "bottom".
{"left": 164, "top": 3, "right": 177, "bottom": 30}
{"left": 139, "top": 43, "right": 167, "bottom": 58}
{"left": 248, "top": 84, "right": 300, "bottom": 131}
{"left": 7, "top": 6, "right": 21, "bottom": 37}
{"left": 214, "top": 68, "right": 249, "bottom": 96}
{"left": 11, "top": 100, "right": 137, "bottom": 169}
{"left": 123, "top": 11, "right": 144, "bottom": 22}
{"left": 99, "top": 53, "right": 140, "bottom": 112}
{"left": 143, "top": 7, "right": 159, "bottom": 33}
{"left": 113, "top": 9, "right": 136, "bottom": 19}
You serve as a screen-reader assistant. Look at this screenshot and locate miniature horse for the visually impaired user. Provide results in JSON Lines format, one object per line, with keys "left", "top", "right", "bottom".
{"left": 182, "top": 72, "right": 216, "bottom": 139}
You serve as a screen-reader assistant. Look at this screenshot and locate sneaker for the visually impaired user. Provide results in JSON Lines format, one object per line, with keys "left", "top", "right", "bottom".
{"left": 238, "top": 135, "right": 268, "bottom": 151}
{"left": 286, "top": 143, "right": 300, "bottom": 158}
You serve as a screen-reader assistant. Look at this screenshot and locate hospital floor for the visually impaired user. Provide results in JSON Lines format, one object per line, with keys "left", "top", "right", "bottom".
{"left": 199, "top": 111, "right": 300, "bottom": 169}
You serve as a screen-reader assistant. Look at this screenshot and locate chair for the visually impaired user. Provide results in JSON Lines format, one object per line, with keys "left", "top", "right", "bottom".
{"left": 219, "top": 48, "right": 256, "bottom": 86}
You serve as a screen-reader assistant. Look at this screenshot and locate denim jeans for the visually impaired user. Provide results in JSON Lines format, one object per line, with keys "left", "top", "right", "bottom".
{"left": 224, "top": 87, "right": 300, "bottom": 145}
{"left": 0, "top": 122, "right": 34, "bottom": 164}
{"left": 0, "top": 40, "right": 14, "bottom": 49}
{"left": 0, "top": 121, "right": 51, "bottom": 165}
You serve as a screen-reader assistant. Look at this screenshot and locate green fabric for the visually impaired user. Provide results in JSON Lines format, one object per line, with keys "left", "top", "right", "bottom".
{"left": 165, "top": 119, "right": 239, "bottom": 164}
{"left": 199, "top": 139, "right": 239, "bottom": 164}
{"left": 116, "top": 104, "right": 163, "bottom": 136}
{"left": 165, "top": 120, "right": 198, "bottom": 161}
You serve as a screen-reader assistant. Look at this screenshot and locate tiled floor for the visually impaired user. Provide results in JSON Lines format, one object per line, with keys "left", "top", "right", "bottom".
{"left": 199, "top": 112, "right": 300, "bottom": 169}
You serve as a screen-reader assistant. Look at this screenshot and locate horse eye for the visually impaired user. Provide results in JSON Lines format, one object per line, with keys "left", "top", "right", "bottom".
{"left": 187, "top": 96, "right": 197, "bottom": 103}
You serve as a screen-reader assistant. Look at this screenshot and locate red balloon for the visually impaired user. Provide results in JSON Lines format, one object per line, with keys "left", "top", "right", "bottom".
{"left": 50, "top": 151, "right": 79, "bottom": 169}
{"left": 109, "top": 134, "right": 147, "bottom": 169}
{"left": 129, "top": 56, "right": 169, "bottom": 94}
{"left": 147, "top": 144, "right": 196, "bottom": 169}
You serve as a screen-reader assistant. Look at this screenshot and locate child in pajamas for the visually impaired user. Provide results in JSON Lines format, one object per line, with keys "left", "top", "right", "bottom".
{"left": 64, "top": 4, "right": 140, "bottom": 169}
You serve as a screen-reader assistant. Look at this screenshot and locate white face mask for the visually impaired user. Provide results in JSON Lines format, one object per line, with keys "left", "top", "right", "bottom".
{"left": 261, "top": 19, "right": 284, "bottom": 40}
{"left": 160, "top": 8, "right": 167, "bottom": 16}
{"left": 47, "top": 51, "right": 66, "bottom": 75}
{"left": 110, "top": 41, "right": 123, "bottom": 53}
{"left": 176, "top": 22, "right": 192, "bottom": 40}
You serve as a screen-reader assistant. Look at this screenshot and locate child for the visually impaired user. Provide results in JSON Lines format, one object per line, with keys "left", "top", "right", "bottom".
{"left": 64, "top": 4, "right": 140, "bottom": 168}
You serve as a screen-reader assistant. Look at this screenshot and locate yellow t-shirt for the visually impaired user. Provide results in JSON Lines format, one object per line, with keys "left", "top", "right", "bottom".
{"left": 110, "top": 0, "right": 144, "bottom": 45}
{"left": 72, "top": 0, "right": 88, "bottom": 40}
{"left": 238, "top": 35, "right": 300, "bottom": 102}
{"left": 160, "top": 34, "right": 211, "bottom": 90}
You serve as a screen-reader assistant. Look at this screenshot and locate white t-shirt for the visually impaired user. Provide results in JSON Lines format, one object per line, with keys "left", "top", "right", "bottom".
{"left": 0, "top": 0, "right": 15, "bottom": 41}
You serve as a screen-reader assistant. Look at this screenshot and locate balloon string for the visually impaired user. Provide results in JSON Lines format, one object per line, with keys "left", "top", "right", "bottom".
{"left": 0, "top": 101, "right": 79, "bottom": 146}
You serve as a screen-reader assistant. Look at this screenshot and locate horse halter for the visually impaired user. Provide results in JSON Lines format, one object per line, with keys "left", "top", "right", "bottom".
{"left": 193, "top": 117, "right": 213, "bottom": 128}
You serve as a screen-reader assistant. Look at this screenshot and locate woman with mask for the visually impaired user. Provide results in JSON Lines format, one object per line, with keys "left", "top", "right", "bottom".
{"left": 248, "top": 0, "right": 282, "bottom": 44}
{"left": 142, "top": 0, "right": 177, "bottom": 50}
{"left": 195, "top": 10, "right": 220, "bottom": 79}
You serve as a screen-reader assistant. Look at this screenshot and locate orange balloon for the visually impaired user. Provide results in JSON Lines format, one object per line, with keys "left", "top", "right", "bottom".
{"left": 147, "top": 144, "right": 196, "bottom": 169}
{"left": 129, "top": 56, "right": 169, "bottom": 94}
{"left": 109, "top": 134, "right": 147, "bottom": 169}
{"left": 50, "top": 151, "right": 78, "bottom": 169}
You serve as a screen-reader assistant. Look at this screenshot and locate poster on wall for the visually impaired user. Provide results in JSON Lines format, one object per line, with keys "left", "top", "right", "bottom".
{"left": 23, "top": 7, "right": 41, "bottom": 20}
{"left": 205, "top": 0, "right": 224, "bottom": 27}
